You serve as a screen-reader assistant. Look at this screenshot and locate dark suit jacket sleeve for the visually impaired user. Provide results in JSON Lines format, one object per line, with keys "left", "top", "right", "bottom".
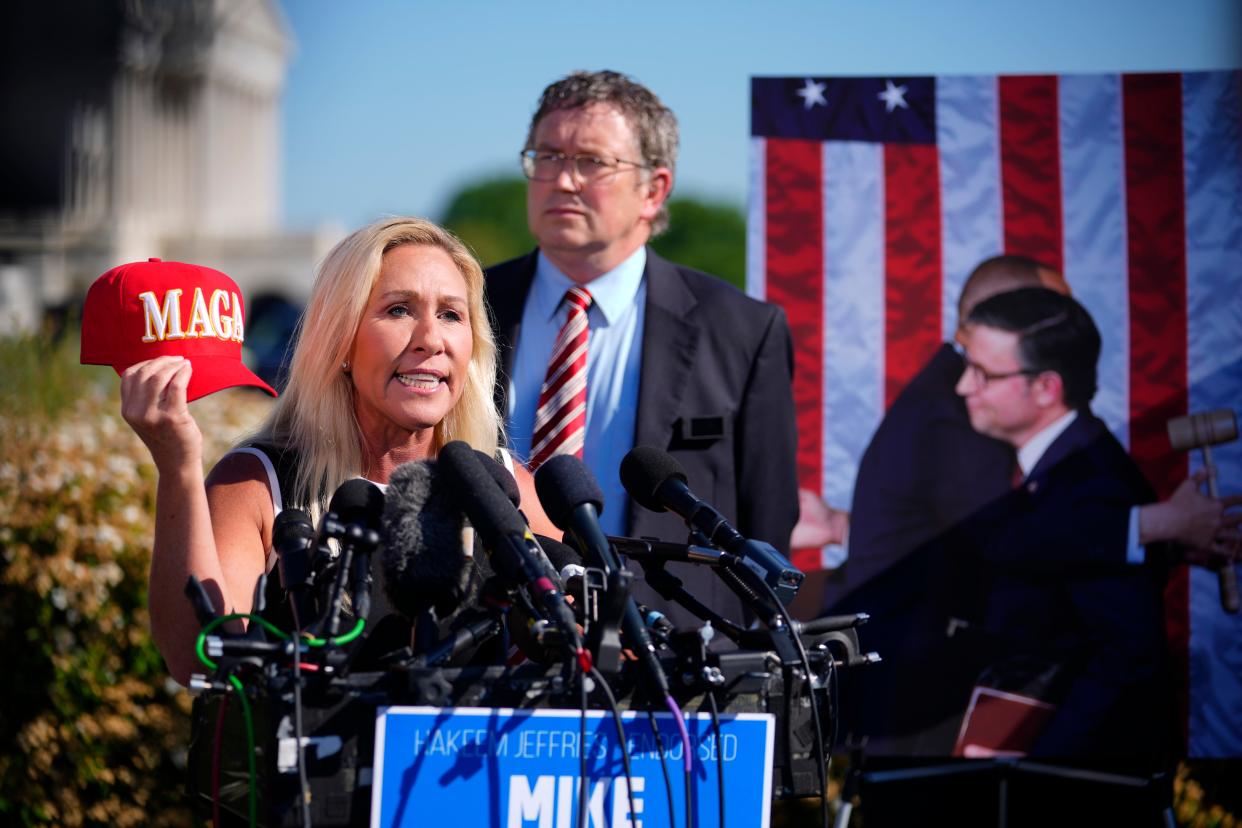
{"left": 968, "top": 478, "right": 1134, "bottom": 575}
{"left": 736, "top": 303, "right": 800, "bottom": 553}
{"left": 848, "top": 388, "right": 1010, "bottom": 590}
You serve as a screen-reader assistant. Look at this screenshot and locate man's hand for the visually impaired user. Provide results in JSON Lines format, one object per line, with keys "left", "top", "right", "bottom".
{"left": 791, "top": 489, "right": 850, "bottom": 548}
{"left": 1140, "top": 471, "right": 1242, "bottom": 566}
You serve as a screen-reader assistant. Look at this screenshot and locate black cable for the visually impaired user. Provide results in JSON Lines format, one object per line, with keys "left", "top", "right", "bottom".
{"left": 589, "top": 666, "right": 639, "bottom": 827}
{"left": 289, "top": 599, "right": 312, "bottom": 828}
{"left": 210, "top": 693, "right": 229, "bottom": 828}
{"left": 753, "top": 578, "right": 830, "bottom": 828}
{"left": 783, "top": 671, "right": 795, "bottom": 799}
{"left": 703, "top": 691, "right": 725, "bottom": 828}
{"left": 578, "top": 671, "right": 588, "bottom": 828}
{"left": 685, "top": 762, "right": 694, "bottom": 828}
{"left": 826, "top": 647, "right": 838, "bottom": 767}
{"left": 646, "top": 709, "right": 678, "bottom": 828}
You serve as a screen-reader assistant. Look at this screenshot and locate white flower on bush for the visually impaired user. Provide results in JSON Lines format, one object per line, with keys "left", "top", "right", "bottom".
{"left": 94, "top": 524, "right": 124, "bottom": 552}
{"left": 96, "top": 561, "right": 123, "bottom": 587}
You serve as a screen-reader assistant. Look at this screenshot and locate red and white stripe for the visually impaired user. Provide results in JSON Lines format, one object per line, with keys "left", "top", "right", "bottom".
{"left": 530, "top": 286, "right": 592, "bottom": 470}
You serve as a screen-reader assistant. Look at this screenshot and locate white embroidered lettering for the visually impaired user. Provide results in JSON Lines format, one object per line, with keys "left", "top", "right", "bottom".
{"left": 140, "top": 289, "right": 184, "bottom": 342}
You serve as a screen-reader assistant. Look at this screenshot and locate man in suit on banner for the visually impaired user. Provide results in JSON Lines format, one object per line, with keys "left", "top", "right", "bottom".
{"left": 955, "top": 287, "right": 1240, "bottom": 761}
{"left": 826, "top": 258, "right": 1238, "bottom": 756}
{"left": 824, "top": 255, "right": 1068, "bottom": 754}
{"left": 485, "top": 70, "right": 799, "bottom": 628}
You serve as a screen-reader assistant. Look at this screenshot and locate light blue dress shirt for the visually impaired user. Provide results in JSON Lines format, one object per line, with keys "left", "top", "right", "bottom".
{"left": 506, "top": 248, "right": 647, "bottom": 536}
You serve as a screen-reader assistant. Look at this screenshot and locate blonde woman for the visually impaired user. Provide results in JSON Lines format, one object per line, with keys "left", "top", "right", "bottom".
{"left": 122, "top": 217, "right": 555, "bottom": 684}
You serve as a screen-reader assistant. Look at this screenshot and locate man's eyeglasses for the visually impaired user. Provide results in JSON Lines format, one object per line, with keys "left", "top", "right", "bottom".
{"left": 962, "top": 360, "right": 1040, "bottom": 386}
{"left": 520, "top": 150, "right": 650, "bottom": 183}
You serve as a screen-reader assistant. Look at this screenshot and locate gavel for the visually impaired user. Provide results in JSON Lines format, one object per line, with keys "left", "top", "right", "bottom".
{"left": 1167, "top": 409, "right": 1239, "bottom": 614}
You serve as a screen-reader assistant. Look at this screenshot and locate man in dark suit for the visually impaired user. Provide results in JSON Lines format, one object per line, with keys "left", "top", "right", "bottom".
{"left": 825, "top": 257, "right": 1236, "bottom": 756}
{"left": 485, "top": 70, "right": 798, "bottom": 628}
{"left": 824, "top": 255, "right": 1069, "bottom": 754}
{"left": 955, "top": 287, "right": 1186, "bottom": 761}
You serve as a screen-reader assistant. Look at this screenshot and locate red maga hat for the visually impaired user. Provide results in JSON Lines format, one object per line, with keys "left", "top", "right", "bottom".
{"left": 80, "top": 258, "right": 277, "bottom": 402}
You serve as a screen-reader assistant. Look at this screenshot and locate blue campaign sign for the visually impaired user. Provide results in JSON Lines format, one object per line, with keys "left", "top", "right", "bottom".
{"left": 370, "top": 705, "right": 774, "bottom": 828}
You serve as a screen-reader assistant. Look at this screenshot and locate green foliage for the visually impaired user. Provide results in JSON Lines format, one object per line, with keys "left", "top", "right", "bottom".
{"left": 652, "top": 197, "right": 747, "bottom": 291}
{"left": 0, "top": 333, "right": 273, "bottom": 826}
{"left": 439, "top": 175, "right": 748, "bottom": 290}
{"left": 440, "top": 176, "right": 536, "bottom": 267}
{"left": 0, "top": 325, "right": 102, "bottom": 420}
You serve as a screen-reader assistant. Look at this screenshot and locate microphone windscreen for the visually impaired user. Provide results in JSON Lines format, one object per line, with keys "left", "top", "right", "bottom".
{"left": 534, "top": 454, "right": 604, "bottom": 531}
{"left": 619, "top": 445, "right": 686, "bottom": 513}
{"left": 439, "top": 441, "right": 528, "bottom": 547}
{"left": 474, "top": 450, "right": 520, "bottom": 506}
{"left": 381, "top": 459, "right": 472, "bottom": 618}
{"left": 273, "top": 507, "right": 316, "bottom": 591}
{"left": 535, "top": 533, "right": 583, "bottom": 574}
{"left": 273, "top": 507, "right": 315, "bottom": 545}
{"left": 328, "top": 477, "right": 385, "bottom": 529}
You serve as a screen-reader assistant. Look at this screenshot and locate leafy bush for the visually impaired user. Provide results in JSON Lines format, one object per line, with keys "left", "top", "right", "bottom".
{"left": 0, "top": 332, "right": 273, "bottom": 826}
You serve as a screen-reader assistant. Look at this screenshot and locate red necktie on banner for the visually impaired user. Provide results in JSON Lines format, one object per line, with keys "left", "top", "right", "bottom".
{"left": 529, "top": 286, "right": 592, "bottom": 470}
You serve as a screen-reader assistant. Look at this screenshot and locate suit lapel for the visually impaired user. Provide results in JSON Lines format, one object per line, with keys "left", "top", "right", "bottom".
{"left": 1026, "top": 411, "right": 1101, "bottom": 484}
{"left": 486, "top": 251, "right": 539, "bottom": 415}
{"left": 633, "top": 249, "right": 700, "bottom": 450}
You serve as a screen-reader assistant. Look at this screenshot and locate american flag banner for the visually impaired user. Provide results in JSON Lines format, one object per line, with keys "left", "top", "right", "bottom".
{"left": 747, "top": 73, "right": 1242, "bottom": 757}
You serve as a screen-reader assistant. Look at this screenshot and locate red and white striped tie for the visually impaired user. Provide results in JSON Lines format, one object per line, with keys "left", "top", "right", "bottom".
{"left": 529, "top": 286, "right": 592, "bottom": 470}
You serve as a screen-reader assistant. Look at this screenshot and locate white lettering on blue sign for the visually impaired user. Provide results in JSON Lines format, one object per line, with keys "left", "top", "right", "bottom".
{"left": 506, "top": 775, "right": 645, "bottom": 828}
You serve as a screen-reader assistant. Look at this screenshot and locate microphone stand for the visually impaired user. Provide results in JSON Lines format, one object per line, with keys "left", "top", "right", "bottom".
{"left": 581, "top": 567, "right": 628, "bottom": 675}
{"left": 634, "top": 557, "right": 746, "bottom": 641}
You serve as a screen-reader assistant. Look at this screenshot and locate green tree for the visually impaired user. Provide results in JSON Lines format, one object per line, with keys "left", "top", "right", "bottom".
{"left": 440, "top": 175, "right": 748, "bottom": 291}
{"left": 651, "top": 197, "right": 746, "bottom": 291}
{"left": 439, "top": 176, "right": 535, "bottom": 267}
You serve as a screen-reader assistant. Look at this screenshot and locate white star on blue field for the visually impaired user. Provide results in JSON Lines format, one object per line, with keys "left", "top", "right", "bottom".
{"left": 877, "top": 79, "right": 910, "bottom": 113}
{"left": 796, "top": 78, "right": 828, "bottom": 110}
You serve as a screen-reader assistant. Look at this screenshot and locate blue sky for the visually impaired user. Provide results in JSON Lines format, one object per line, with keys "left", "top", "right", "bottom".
{"left": 280, "top": 0, "right": 1241, "bottom": 231}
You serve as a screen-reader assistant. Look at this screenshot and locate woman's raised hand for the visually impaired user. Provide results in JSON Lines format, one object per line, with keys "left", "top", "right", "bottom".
{"left": 120, "top": 356, "right": 203, "bottom": 472}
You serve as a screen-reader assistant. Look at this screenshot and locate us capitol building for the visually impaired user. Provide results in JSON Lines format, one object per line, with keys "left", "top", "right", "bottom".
{"left": 0, "top": 0, "right": 339, "bottom": 367}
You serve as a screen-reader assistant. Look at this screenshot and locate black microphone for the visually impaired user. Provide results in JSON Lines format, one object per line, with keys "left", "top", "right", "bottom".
{"left": 537, "top": 533, "right": 585, "bottom": 576}
{"left": 320, "top": 478, "right": 384, "bottom": 636}
{"left": 535, "top": 454, "right": 671, "bottom": 695}
{"left": 637, "top": 603, "right": 674, "bottom": 646}
{"left": 793, "top": 614, "right": 869, "bottom": 635}
{"left": 534, "top": 534, "right": 591, "bottom": 623}
{"left": 474, "top": 450, "right": 520, "bottom": 505}
{"left": 380, "top": 460, "right": 477, "bottom": 620}
{"left": 620, "top": 445, "right": 805, "bottom": 604}
{"left": 272, "top": 508, "right": 317, "bottom": 625}
{"left": 273, "top": 508, "right": 316, "bottom": 589}
{"left": 325, "top": 477, "right": 386, "bottom": 531}
{"left": 414, "top": 615, "right": 503, "bottom": 667}
{"left": 473, "top": 451, "right": 563, "bottom": 589}
{"left": 607, "top": 535, "right": 726, "bottom": 565}
{"left": 437, "top": 442, "right": 586, "bottom": 665}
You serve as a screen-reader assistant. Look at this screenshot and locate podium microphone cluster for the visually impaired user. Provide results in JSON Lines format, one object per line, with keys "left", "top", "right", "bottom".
{"left": 437, "top": 442, "right": 588, "bottom": 670}
{"left": 535, "top": 454, "right": 672, "bottom": 699}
